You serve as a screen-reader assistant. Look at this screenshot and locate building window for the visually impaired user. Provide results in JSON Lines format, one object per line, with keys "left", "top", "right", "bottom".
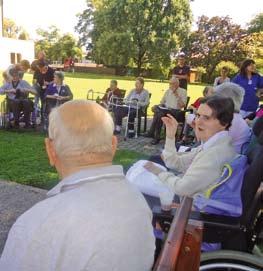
{"left": 17, "top": 53, "right": 22, "bottom": 63}
{"left": 10, "top": 53, "right": 16, "bottom": 64}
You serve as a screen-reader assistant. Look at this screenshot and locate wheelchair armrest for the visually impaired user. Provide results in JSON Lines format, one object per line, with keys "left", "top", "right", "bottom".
{"left": 152, "top": 205, "right": 241, "bottom": 231}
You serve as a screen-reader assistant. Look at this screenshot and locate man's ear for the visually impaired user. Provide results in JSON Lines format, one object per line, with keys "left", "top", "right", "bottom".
{"left": 45, "top": 138, "right": 57, "bottom": 166}
{"left": 112, "top": 135, "right": 118, "bottom": 157}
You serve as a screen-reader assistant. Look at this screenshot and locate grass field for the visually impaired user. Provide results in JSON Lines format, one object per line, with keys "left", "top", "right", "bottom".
{"left": 0, "top": 72, "right": 205, "bottom": 189}
{"left": 0, "top": 72, "right": 206, "bottom": 115}
{"left": 0, "top": 131, "right": 147, "bottom": 190}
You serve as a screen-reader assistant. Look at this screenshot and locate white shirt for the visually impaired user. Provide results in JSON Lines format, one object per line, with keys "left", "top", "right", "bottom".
{"left": 160, "top": 88, "right": 187, "bottom": 109}
{"left": 0, "top": 165, "right": 155, "bottom": 271}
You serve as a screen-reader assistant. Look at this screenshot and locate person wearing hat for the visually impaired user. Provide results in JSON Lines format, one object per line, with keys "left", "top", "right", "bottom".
{"left": 172, "top": 53, "right": 190, "bottom": 90}
{"left": 0, "top": 66, "right": 36, "bottom": 128}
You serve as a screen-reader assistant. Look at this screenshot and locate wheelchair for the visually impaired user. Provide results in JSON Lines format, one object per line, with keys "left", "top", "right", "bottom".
{"left": 151, "top": 132, "right": 263, "bottom": 270}
{"left": 0, "top": 97, "right": 40, "bottom": 130}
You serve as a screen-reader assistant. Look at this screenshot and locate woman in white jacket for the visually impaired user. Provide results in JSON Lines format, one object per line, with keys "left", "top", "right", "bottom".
{"left": 145, "top": 96, "right": 237, "bottom": 197}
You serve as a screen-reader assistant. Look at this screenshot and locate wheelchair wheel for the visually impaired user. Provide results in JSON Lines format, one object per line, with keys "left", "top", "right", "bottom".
{"left": 199, "top": 250, "right": 263, "bottom": 270}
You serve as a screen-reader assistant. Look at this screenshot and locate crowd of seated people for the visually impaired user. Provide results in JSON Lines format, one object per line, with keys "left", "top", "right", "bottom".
{"left": 1, "top": 53, "right": 263, "bottom": 271}
{"left": 0, "top": 52, "right": 75, "bottom": 129}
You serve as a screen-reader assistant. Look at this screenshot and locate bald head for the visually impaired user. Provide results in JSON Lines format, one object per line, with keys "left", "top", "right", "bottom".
{"left": 48, "top": 100, "right": 115, "bottom": 163}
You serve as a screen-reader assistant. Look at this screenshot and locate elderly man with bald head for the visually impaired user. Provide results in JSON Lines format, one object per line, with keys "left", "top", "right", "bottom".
{"left": 0, "top": 100, "right": 155, "bottom": 271}
{"left": 145, "top": 77, "right": 187, "bottom": 144}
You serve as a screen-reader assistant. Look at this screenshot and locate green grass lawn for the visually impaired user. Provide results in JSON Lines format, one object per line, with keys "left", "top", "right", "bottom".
{"left": 0, "top": 72, "right": 206, "bottom": 115}
{"left": 0, "top": 72, "right": 205, "bottom": 189}
{"left": 0, "top": 130, "right": 147, "bottom": 190}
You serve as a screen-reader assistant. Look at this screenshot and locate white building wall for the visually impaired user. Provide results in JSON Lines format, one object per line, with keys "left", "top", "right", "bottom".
{"left": 0, "top": 37, "right": 34, "bottom": 70}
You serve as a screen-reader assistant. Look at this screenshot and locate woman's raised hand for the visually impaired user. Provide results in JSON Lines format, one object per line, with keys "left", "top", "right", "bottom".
{"left": 161, "top": 114, "right": 178, "bottom": 139}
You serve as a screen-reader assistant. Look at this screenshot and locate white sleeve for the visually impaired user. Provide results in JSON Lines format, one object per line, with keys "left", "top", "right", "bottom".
{"left": 162, "top": 137, "right": 200, "bottom": 173}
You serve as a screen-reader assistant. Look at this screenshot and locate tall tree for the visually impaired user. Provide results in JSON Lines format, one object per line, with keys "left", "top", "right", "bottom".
{"left": 3, "top": 18, "right": 30, "bottom": 40}
{"left": 184, "top": 16, "right": 246, "bottom": 82}
{"left": 247, "top": 13, "right": 263, "bottom": 34}
{"left": 76, "top": 0, "right": 192, "bottom": 75}
{"left": 35, "top": 26, "right": 83, "bottom": 61}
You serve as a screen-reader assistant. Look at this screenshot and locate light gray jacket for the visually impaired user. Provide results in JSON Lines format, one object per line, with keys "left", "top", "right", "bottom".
{"left": 159, "top": 135, "right": 236, "bottom": 197}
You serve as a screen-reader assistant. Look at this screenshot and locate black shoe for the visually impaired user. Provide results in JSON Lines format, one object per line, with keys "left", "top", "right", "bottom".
{"left": 128, "top": 132, "right": 135, "bottom": 138}
{"left": 143, "top": 132, "right": 154, "bottom": 138}
{"left": 151, "top": 139, "right": 160, "bottom": 145}
{"left": 114, "top": 130, "right": 121, "bottom": 135}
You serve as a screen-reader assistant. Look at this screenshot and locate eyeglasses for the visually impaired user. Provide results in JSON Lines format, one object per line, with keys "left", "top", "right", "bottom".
{"left": 195, "top": 113, "right": 214, "bottom": 121}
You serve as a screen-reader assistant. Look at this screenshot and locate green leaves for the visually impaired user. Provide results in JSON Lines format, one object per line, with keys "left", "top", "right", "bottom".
{"left": 76, "top": 0, "right": 192, "bottom": 75}
{"left": 35, "top": 26, "right": 83, "bottom": 61}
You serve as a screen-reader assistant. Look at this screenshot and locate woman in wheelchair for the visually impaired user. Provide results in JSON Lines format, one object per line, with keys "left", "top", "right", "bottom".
{"left": 43, "top": 71, "right": 73, "bottom": 130}
{"left": 0, "top": 66, "right": 36, "bottom": 128}
{"left": 144, "top": 95, "right": 236, "bottom": 197}
{"left": 44, "top": 71, "right": 73, "bottom": 115}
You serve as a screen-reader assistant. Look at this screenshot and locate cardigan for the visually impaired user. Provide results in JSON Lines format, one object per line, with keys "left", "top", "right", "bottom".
{"left": 159, "top": 134, "right": 236, "bottom": 197}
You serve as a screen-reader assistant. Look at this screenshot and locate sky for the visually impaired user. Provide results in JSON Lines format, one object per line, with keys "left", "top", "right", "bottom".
{"left": 3, "top": 0, "right": 262, "bottom": 40}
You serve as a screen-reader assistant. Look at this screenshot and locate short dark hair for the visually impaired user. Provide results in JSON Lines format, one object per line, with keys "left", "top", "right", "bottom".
{"left": 37, "top": 60, "right": 48, "bottom": 68}
{"left": 240, "top": 59, "right": 255, "bottom": 77}
{"left": 136, "top": 77, "right": 144, "bottom": 86}
{"left": 200, "top": 95, "right": 234, "bottom": 130}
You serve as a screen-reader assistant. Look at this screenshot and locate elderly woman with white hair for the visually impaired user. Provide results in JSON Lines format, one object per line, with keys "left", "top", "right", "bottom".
{"left": 0, "top": 100, "right": 155, "bottom": 271}
{"left": 215, "top": 82, "right": 251, "bottom": 153}
{"left": 44, "top": 71, "right": 73, "bottom": 118}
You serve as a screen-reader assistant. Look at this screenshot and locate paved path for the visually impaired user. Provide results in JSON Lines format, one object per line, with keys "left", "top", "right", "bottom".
{"left": 0, "top": 181, "right": 47, "bottom": 254}
{"left": 117, "top": 134, "right": 164, "bottom": 156}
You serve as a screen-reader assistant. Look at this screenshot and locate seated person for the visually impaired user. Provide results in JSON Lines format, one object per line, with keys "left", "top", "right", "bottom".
{"left": 181, "top": 86, "right": 214, "bottom": 143}
{"left": 114, "top": 77, "right": 149, "bottom": 137}
{"left": 188, "top": 86, "right": 214, "bottom": 113}
{"left": 144, "top": 77, "right": 187, "bottom": 145}
{"left": 45, "top": 71, "right": 73, "bottom": 115}
{"left": 215, "top": 82, "right": 251, "bottom": 153}
{"left": 0, "top": 66, "right": 36, "bottom": 128}
{"left": 0, "top": 100, "right": 155, "bottom": 271}
{"left": 100, "top": 79, "right": 122, "bottom": 108}
{"left": 144, "top": 96, "right": 237, "bottom": 197}
{"left": 213, "top": 66, "right": 230, "bottom": 86}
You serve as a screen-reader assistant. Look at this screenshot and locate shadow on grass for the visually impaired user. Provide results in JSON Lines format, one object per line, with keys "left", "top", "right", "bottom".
{"left": 0, "top": 130, "right": 147, "bottom": 190}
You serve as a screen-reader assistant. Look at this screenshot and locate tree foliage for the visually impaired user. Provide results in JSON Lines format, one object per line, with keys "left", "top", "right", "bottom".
{"left": 247, "top": 13, "right": 263, "bottom": 34}
{"left": 3, "top": 18, "right": 30, "bottom": 40}
{"left": 76, "top": 0, "right": 192, "bottom": 75}
{"left": 35, "top": 26, "right": 83, "bottom": 61}
{"left": 184, "top": 16, "right": 246, "bottom": 82}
